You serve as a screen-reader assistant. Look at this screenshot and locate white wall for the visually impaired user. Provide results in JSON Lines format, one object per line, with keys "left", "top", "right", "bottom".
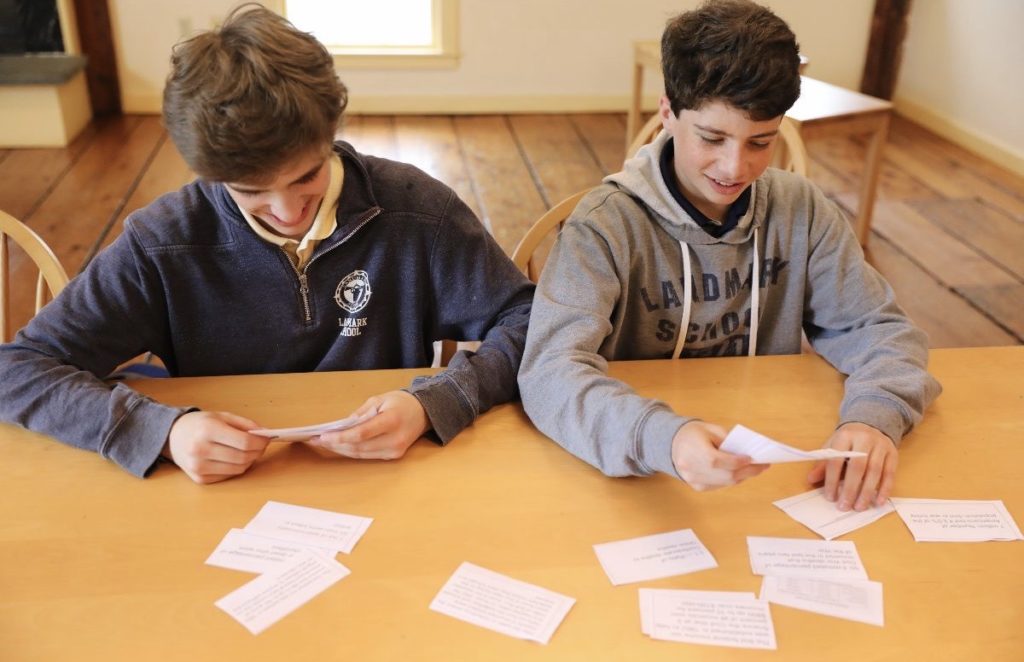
{"left": 339, "top": 0, "right": 873, "bottom": 112}
{"left": 896, "top": 0, "right": 1024, "bottom": 175}
{"left": 109, "top": 0, "right": 873, "bottom": 114}
{"left": 102, "top": 0, "right": 1024, "bottom": 177}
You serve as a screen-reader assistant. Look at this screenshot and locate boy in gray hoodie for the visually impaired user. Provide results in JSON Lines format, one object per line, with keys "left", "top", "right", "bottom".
{"left": 518, "top": 0, "right": 940, "bottom": 512}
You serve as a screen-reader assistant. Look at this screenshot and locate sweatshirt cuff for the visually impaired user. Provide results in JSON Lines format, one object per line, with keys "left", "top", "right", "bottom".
{"left": 839, "top": 397, "right": 909, "bottom": 445}
{"left": 405, "top": 374, "right": 475, "bottom": 445}
{"left": 101, "top": 392, "right": 193, "bottom": 478}
{"left": 636, "top": 406, "right": 692, "bottom": 479}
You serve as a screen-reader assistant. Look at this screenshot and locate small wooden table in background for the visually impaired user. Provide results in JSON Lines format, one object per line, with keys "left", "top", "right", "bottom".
{"left": 627, "top": 41, "right": 890, "bottom": 246}
{"left": 1, "top": 347, "right": 1021, "bottom": 660}
{"left": 786, "top": 76, "right": 892, "bottom": 246}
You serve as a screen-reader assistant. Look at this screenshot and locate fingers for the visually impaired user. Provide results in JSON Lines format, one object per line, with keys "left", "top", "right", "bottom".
{"left": 167, "top": 411, "right": 270, "bottom": 484}
{"left": 350, "top": 396, "right": 384, "bottom": 419}
{"left": 874, "top": 453, "right": 898, "bottom": 506}
{"left": 180, "top": 462, "right": 251, "bottom": 485}
{"left": 822, "top": 457, "right": 846, "bottom": 503}
{"left": 319, "top": 410, "right": 393, "bottom": 446}
{"left": 672, "top": 421, "right": 772, "bottom": 491}
{"left": 710, "top": 451, "right": 753, "bottom": 472}
{"left": 838, "top": 457, "right": 867, "bottom": 511}
{"left": 806, "top": 460, "right": 825, "bottom": 485}
{"left": 310, "top": 416, "right": 411, "bottom": 460}
{"left": 308, "top": 391, "right": 427, "bottom": 462}
{"left": 824, "top": 423, "right": 898, "bottom": 511}
{"left": 733, "top": 462, "right": 770, "bottom": 482}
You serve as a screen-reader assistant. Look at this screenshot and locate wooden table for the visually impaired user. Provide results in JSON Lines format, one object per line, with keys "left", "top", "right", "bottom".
{"left": 786, "top": 76, "right": 893, "bottom": 246}
{"left": 2, "top": 347, "right": 1021, "bottom": 660}
{"left": 626, "top": 40, "right": 888, "bottom": 246}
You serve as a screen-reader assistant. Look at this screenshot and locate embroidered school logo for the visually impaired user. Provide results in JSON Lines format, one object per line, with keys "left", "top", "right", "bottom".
{"left": 334, "top": 270, "right": 372, "bottom": 314}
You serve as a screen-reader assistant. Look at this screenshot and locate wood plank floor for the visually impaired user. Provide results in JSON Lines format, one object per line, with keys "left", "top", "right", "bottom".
{"left": 1, "top": 112, "right": 1021, "bottom": 348}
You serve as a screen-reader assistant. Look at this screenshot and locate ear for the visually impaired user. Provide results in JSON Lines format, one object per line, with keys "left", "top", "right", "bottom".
{"left": 658, "top": 96, "right": 676, "bottom": 130}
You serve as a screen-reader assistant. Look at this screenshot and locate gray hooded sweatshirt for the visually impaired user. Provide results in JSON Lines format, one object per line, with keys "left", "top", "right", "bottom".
{"left": 518, "top": 130, "right": 941, "bottom": 479}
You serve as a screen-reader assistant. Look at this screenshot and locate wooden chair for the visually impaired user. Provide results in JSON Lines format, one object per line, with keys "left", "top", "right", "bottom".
{"left": 439, "top": 193, "right": 595, "bottom": 362}
{"left": 625, "top": 113, "right": 809, "bottom": 177}
{"left": 0, "top": 210, "right": 69, "bottom": 343}
{"left": 511, "top": 189, "right": 589, "bottom": 283}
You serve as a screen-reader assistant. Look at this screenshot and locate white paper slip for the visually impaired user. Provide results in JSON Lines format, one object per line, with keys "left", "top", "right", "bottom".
{"left": 243, "top": 501, "right": 373, "bottom": 554}
{"left": 429, "top": 562, "right": 575, "bottom": 645}
{"left": 250, "top": 408, "right": 378, "bottom": 442}
{"left": 215, "top": 552, "right": 350, "bottom": 635}
{"left": 639, "top": 589, "right": 756, "bottom": 636}
{"left": 205, "top": 528, "right": 333, "bottom": 574}
{"left": 638, "top": 588, "right": 776, "bottom": 650}
{"left": 720, "top": 424, "right": 866, "bottom": 464}
{"left": 774, "top": 488, "right": 895, "bottom": 540}
{"left": 593, "top": 529, "right": 717, "bottom": 586}
{"left": 747, "top": 536, "right": 868, "bottom": 581}
{"left": 889, "top": 498, "right": 1024, "bottom": 542}
{"left": 760, "top": 576, "right": 884, "bottom": 627}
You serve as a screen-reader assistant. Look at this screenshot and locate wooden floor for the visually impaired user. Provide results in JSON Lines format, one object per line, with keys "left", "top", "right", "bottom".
{"left": 1, "top": 112, "right": 1021, "bottom": 348}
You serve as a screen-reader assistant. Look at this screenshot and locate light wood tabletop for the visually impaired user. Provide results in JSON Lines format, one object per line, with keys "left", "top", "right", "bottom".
{"left": 1, "top": 347, "right": 1021, "bottom": 660}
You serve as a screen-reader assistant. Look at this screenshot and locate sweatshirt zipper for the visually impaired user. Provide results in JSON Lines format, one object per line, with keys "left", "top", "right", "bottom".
{"left": 298, "top": 271, "right": 312, "bottom": 322}
{"left": 286, "top": 206, "right": 383, "bottom": 324}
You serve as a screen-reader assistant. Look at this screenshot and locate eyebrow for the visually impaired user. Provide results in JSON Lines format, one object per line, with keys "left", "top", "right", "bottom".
{"left": 228, "top": 161, "right": 325, "bottom": 194}
{"left": 694, "top": 124, "right": 779, "bottom": 139}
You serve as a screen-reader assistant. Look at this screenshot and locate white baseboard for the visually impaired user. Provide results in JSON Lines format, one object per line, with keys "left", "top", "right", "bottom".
{"left": 121, "top": 93, "right": 161, "bottom": 114}
{"left": 121, "top": 92, "right": 664, "bottom": 116}
{"left": 345, "top": 93, "right": 661, "bottom": 114}
{"left": 893, "top": 95, "right": 1024, "bottom": 178}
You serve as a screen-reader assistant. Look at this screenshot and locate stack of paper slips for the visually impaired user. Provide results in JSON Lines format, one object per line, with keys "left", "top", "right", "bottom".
{"left": 206, "top": 501, "right": 373, "bottom": 634}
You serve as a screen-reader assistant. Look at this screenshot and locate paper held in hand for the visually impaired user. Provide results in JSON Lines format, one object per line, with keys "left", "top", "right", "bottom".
{"left": 250, "top": 408, "right": 379, "bottom": 442}
{"left": 720, "top": 425, "right": 866, "bottom": 464}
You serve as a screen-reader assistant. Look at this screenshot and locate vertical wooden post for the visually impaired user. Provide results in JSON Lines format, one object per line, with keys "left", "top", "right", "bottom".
{"left": 860, "top": 0, "right": 913, "bottom": 100}
{"left": 72, "top": 0, "right": 121, "bottom": 115}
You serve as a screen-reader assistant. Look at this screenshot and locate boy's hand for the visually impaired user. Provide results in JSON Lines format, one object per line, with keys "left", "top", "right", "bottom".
{"left": 806, "top": 422, "right": 898, "bottom": 511}
{"left": 165, "top": 411, "right": 269, "bottom": 484}
{"left": 308, "top": 390, "right": 429, "bottom": 460}
{"left": 671, "top": 421, "right": 769, "bottom": 491}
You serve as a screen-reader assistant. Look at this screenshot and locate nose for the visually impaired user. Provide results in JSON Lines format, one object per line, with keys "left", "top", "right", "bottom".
{"left": 269, "top": 194, "right": 307, "bottom": 223}
{"left": 719, "top": 144, "right": 746, "bottom": 180}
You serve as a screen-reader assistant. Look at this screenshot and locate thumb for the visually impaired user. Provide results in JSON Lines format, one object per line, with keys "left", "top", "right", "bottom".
{"left": 806, "top": 460, "right": 826, "bottom": 484}
{"left": 352, "top": 395, "right": 385, "bottom": 417}
{"left": 217, "top": 411, "right": 260, "bottom": 431}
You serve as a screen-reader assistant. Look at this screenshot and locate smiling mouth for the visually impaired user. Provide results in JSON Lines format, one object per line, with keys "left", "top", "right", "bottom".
{"left": 708, "top": 176, "right": 741, "bottom": 188}
{"left": 269, "top": 202, "right": 311, "bottom": 227}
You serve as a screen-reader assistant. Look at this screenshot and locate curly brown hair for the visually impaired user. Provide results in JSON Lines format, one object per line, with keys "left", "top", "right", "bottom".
{"left": 661, "top": 0, "right": 801, "bottom": 120}
{"left": 162, "top": 3, "right": 348, "bottom": 183}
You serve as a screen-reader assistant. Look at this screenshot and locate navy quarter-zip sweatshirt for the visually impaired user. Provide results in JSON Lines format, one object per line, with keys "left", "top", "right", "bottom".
{"left": 0, "top": 141, "right": 534, "bottom": 477}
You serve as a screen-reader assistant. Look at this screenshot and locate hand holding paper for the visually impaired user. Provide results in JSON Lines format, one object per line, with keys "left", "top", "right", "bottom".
{"left": 308, "top": 390, "right": 430, "bottom": 461}
{"left": 250, "top": 408, "right": 379, "bottom": 442}
{"left": 720, "top": 425, "right": 866, "bottom": 464}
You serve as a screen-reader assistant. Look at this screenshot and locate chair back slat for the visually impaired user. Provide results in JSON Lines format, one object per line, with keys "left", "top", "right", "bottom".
{"left": 0, "top": 211, "right": 70, "bottom": 343}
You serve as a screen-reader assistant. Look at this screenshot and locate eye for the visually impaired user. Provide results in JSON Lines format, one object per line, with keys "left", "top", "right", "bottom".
{"left": 749, "top": 140, "right": 772, "bottom": 150}
{"left": 699, "top": 135, "right": 724, "bottom": 145}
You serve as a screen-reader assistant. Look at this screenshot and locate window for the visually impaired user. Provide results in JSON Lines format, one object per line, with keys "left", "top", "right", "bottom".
{"left": 278, "top": 0, "right": 459, "bottom": 69}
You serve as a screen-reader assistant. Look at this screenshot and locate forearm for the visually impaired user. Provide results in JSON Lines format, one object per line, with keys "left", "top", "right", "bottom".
{"left": 0, "top": 345, "right": 186, "bottom": 477}
{"left": 804, "top": 198, "right": 941, "bottom": 442}
{"left": 407, "top": 301, "right": 531, "bottom": 442}
{"left": 519, "top": 347, "right": 689, "bottom": 477}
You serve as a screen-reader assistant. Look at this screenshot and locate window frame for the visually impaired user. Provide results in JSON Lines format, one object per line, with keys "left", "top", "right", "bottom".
{"left": 270, "top": 0, "right": 459, "bottom": 70}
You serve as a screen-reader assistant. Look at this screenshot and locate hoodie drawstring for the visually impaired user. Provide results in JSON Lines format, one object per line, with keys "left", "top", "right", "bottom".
{"left": 674, "top": 228, "right": 760, "bottom": 358}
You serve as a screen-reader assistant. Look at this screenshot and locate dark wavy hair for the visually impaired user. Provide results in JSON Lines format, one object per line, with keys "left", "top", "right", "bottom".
{"left": 662, "top": 0, "right": 801, "bottom": 120}
{"left": 162, "top": 3, "right": 348, "bottom": 183}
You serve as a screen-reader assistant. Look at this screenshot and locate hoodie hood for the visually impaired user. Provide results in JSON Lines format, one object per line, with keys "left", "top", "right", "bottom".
{"left": 606, "top": 128, "right": 764, "bottom": 247}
